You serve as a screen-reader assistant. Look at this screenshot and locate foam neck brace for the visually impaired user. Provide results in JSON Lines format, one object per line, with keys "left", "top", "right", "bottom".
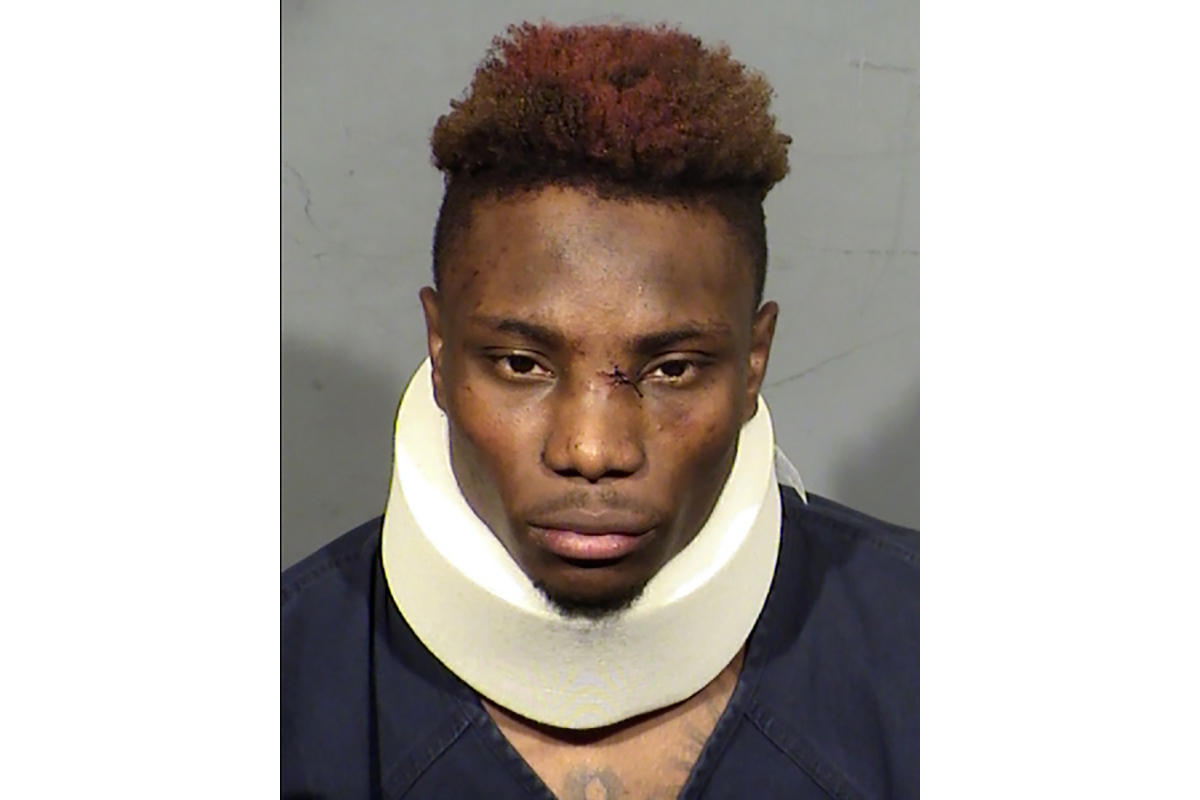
{"left": 381, "top": 359, "right": 784, "bottom": 729}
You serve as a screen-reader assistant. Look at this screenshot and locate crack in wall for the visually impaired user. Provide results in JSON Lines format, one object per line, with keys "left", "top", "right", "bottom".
{"left": 283, "top": 161, "right": 321, "bottom": 233}
{"left": 851, "top": 57, "right": 918, "bottom": 75}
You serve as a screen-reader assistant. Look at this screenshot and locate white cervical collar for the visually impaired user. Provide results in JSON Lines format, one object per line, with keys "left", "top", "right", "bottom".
{"left": 381, "top": 359, "right": 796, "bottom": 729}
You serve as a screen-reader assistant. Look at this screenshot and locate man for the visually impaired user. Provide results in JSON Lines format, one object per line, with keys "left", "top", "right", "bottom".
{"left": 282, "top": 22, "right": 917, "bottom": 799}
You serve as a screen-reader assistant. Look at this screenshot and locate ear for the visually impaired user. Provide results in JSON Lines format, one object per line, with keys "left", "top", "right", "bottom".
{"left": 419, "top": 286, "right": 447, "bottom": 411}
{"left": 744, "top": 301, "right": 778, "bottom": 423}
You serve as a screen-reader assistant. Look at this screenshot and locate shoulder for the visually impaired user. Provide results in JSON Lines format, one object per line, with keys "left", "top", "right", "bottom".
{"left": 785, "top": 487, "right": 919, "bottom": 566}
{"left": 780, "top": 487, "right": 918, "bottom": 638}
{"left": 281, "top": 518, "right": 383, "bottom": 796}
{"left": 281, "top": 517, "right": 382, "bottom": 654}
{"left": 750, "top": 488, "right": 919, "bottom": 799}
{"left": 281, "top": 515, "right": 382, "bottom": 681}
{"left": 282, "top": 517, "right": 381, "bottom": 610}
{"left": 777, "top": 484, "right": 918, "bottom": 673}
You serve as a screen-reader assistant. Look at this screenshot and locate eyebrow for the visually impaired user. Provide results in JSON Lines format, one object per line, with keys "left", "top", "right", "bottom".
{"left": 480, "top": 317, "right": 566, "bottom": 349}
{"left": 471, "top": 315, "right": 731, "bottom": 353}
{"left": 632, "top": 324, "right": 731, "bottom": 354}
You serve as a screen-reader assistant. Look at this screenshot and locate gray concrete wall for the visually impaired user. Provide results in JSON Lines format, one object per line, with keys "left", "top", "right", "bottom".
{"left": 282, "top": 0, "right": 918, "bottom": 568}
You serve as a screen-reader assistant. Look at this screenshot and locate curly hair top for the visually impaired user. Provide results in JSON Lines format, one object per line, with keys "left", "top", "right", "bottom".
{"left": 431, "top": 22, "right": 791, "bottom": 192}
{"left": 430, "top": 23, "right": 791, "bottom": 305}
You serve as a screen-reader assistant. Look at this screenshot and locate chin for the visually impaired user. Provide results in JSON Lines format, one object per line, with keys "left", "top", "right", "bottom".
{"left": 532, "top": 571, "right": 651, "bottom": 620}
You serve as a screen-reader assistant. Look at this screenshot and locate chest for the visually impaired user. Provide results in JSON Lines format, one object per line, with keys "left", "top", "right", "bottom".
{"left": 483, "top": 652, "right": 742, "bottom": 800}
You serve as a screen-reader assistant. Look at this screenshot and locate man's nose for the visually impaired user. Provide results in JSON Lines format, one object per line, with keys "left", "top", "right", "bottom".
{"left": 542, "top": 379, "right": 646, "bottom": 482}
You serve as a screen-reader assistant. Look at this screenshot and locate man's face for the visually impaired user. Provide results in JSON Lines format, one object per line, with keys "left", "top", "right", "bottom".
{"left": 419, "top": 185, "right": 777, "bottom": 615}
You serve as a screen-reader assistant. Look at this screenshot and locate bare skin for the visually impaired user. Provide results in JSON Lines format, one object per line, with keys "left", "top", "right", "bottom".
{"left": 484, "top": 648, "right": 744, "bottom": 799}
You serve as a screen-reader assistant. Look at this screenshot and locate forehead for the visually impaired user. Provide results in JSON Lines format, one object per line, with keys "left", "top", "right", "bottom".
{"left": 441, "top": 186, "right": 756, "bottom": 341}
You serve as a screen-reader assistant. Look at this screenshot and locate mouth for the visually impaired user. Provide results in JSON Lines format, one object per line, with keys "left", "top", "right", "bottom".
{"left": 527, "top": 515, "right": 655, "bottom": 562}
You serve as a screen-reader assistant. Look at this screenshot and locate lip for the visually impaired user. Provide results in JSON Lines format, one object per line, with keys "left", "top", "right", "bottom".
{"left": 528, "top": 526, "right": 652, "bottom": 561}
{"left": 527, "top": 512, "right": 655, "bottom": 561}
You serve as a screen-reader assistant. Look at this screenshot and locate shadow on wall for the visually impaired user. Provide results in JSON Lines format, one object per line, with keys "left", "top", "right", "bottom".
{"left": 282, "top": 335, "right": 404, "bottom": 568}
{"left": 828, "top": 384, "right": 919, "bottom": 530}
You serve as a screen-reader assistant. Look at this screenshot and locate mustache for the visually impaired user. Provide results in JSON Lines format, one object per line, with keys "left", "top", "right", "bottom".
{"left": 522, "top": 489, "right": 660, "bottom": 519}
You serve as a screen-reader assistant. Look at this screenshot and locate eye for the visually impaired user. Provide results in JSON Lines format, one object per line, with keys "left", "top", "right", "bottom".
{"left": 643, "top": 358, "right": 701, "bottom": 385}
{"left": 657, "top": 360, "right": 689, "bottom": 378}
{"left": 506, "top": 355, "right": 537, "bottom": 374}
{"left": 492, "top": 353, "right": 553, "bottom": 381}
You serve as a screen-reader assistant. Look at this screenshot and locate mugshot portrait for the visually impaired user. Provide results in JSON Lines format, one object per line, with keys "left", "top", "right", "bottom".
{"left": 282, "top": 3, "right": 918, "bottom": 798}
{"left": 282, "top": 0, "right": 918, "bottom": 570}
{"left": 11, "top": 0, "right": 1194, "bottom": 795}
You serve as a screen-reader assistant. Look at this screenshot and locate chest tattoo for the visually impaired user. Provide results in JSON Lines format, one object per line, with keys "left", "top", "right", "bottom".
{"left": 487, "top": 649, "right": 744, "bottom": 800}
{"left": 562, "top": 766, "right": 626, "bottom": 800}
